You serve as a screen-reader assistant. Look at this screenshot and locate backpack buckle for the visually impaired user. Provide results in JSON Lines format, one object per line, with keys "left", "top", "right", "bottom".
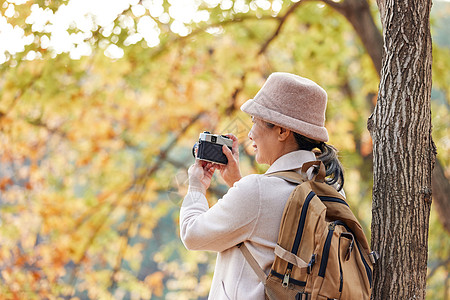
{"left": 369, "top": 251, "right": 380, "bottom": 264}
{"left": 307, "top": 254, "right": 316, "bottom": 274}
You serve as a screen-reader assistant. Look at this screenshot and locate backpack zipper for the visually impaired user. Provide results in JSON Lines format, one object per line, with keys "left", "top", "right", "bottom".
{"left": 337, "top": 234, "right": 344, "bottom": 293}
{"left": 318, "top": 221, "right": 337, "bottom": 277}
{"left": 291, "top": 191, "right": 316, "bottom": 254}
{"left": 282, "top": 268, "right": 291, "bottom": 287}
{"left": 270, "top": 270, "right": 306, "bottom": 287}
{"left": 355, "top": 238, "right": 373, "bottom": 287}
{"left": 319, "top": 196, "right": 349, "bottom": 207}
{"left": 284, "top": 190, "right": 316, "bottom": 285}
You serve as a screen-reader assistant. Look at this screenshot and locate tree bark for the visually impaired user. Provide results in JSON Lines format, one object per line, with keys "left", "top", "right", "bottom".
{"left": 367, "top": 0, "right": 435, "bottom": 299}
{"left": 323, "top": 0, "right": 450, "bottom": 233}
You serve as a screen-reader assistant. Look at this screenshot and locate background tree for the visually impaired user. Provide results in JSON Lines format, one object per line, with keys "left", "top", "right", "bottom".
{"left": 368, "top": 0, "right": 435, "bottom": 299}
{"left": 322, "top": 0, "right": 450, "bottom": 235}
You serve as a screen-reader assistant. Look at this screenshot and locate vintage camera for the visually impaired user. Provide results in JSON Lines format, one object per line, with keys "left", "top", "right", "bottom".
{"left": 192, "top": 131, "right": 233, "bottom": 165}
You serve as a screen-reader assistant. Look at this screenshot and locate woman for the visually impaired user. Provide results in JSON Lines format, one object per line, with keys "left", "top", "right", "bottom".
{"left": 180, "top": 72, "right": 344, "bottom": 299}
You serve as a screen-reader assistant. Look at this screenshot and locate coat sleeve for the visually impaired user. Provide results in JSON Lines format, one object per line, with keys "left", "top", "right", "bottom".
{"left": 179, "top": 174, "right": 261, "bottom": 252}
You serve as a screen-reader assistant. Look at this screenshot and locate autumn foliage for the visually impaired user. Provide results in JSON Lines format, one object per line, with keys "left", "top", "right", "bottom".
{"left": 0, "top": 0, "right": 448, "bottom": 299}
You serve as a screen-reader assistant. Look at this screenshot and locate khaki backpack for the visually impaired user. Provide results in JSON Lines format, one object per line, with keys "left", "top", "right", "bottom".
{"left": 239, "top": 161, "right": 379, "bottom": 300}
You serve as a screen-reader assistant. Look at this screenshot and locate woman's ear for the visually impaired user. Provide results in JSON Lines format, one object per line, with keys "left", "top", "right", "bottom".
{"left": 277, "top": 127, "right": 291, "bottom": 142}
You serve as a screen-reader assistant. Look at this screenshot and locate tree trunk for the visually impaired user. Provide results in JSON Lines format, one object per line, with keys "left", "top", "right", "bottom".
{"left": 367, "top": 0, "right": 435, "bottom": 299}
{"left": 325, "top": 0, "right": 450, "bottom": 234}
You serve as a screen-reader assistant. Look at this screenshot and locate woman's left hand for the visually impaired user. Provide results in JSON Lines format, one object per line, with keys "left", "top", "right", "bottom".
{"left": 188, "top": 160, "right": 216, "bottom": 195}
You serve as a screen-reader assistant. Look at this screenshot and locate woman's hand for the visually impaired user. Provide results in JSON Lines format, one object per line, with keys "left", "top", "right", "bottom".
{"left": 217, "top": 134, "right": 242, "bottom": 187}
{"left": 188, "top": 160, "right": 216, "bottom": 195}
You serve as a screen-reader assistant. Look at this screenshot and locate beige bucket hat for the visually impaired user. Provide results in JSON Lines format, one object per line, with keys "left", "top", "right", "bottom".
{"left": 241, "top": 72, "right": 329, "bottom": 142}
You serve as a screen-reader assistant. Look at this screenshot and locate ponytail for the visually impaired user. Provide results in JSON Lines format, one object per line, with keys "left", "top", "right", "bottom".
{"left": 263, "top": 121, "right": 344, "bottom": 191}
{"left": 293, "top": 133, "right": 344, "bottom": 191}
{"left": 316, "top": 142, "right": 344, "bottom": 191}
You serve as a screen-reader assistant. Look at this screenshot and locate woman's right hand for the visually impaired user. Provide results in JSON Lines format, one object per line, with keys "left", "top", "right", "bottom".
{"left": 217, "top": 134, "right": 242, "bottom": 187}
{"left": 188, "top": 160, "right": 216, "bottom": 195}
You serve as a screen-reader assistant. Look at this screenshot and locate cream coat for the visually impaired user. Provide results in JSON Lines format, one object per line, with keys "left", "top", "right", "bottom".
{"left": 180, "top": 150, "right": 343, "bottom": 299}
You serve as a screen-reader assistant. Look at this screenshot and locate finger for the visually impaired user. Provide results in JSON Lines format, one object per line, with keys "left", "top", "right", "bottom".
{"left": 206, "top": 163, "right": 215, "bottom": 172}
{"left": 210, "top": 163, "right": 221, "bottom": 171}
{"left": 221, "top": 134, "right": 237, "bottom": 153}
{"left": 223, "top": 145, "right": 234, "bottom": 161}
{"left": 230, "top": 136, "right": 240, "bottom": 154}
{"left": 224, "top": 133, "right": 238, "bottom": 141}
{"left": 188, "top": 163, "right": 201, "bottom": 176}
{"left": 224, "top": 133, "right": 239, "bottom": 147}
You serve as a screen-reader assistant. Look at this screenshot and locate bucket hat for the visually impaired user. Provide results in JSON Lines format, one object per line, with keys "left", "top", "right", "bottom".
{"left": 241, "top": 72, "right": 329, "bottom": 142}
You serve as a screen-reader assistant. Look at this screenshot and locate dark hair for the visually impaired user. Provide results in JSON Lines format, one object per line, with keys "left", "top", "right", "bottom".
{"left": 265, "top": 122, "right": 344, "bottom": 191}
{"left": 293, "top": 133, "right": 344, "bottom": 191}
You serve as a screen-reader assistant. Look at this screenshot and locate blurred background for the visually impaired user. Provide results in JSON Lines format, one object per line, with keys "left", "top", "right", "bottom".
{"left": 0, "top": 0, "right": 448, "bottom": 299}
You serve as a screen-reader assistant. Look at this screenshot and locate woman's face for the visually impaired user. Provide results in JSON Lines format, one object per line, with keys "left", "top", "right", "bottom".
{"left": 248, "top": 117, "right": 280, "bottom": 165}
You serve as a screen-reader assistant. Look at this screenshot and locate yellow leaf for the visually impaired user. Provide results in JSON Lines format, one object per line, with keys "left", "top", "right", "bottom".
{"left": 145, "top": 272, "right": 164, "bottom": 297}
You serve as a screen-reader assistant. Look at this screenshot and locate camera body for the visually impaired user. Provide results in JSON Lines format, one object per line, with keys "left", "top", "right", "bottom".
{"left": 193, "top": 132, "right": 233, "bottom": 165}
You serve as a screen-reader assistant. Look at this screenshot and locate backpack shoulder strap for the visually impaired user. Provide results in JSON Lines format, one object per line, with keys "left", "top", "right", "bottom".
{"left": 238, "top": 242, "right": 310, "bottom": 284}
{"left": 238, "top": 243, "right": 267, "bottom": 284}
{"left": 266, "top": 171, "right": 306, "bottom": 185}
{"left": 266, "top": 160, "right": 326, "bottom": 184}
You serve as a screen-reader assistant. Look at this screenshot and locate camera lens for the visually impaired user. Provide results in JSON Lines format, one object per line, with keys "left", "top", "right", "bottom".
{"left": 211, "top": 136, "right": 217, "bottom": 143}
{"left": 192, "top": 142, "right": 198, "bottom": 158}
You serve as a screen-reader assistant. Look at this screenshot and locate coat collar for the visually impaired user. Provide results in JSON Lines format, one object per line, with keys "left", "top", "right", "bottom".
{"left": 265, "top": 150, "right": 317, "bottom": 175}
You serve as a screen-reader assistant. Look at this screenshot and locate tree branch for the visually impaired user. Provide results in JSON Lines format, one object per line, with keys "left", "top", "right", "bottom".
{"left": 127, "top": 111, "right": 205, "bottom": 190}
{"left": 149, "top": 15, "right": 274, "bottom": 61}
{"left": 0, "top": 70, "right": 44, "bottom": 123}
{"left": 68, "top": 209, "right": 112, "bottom": 297}
{"left": 183, "top": 15, "right": 276, "bottom": 42}
{"left": 226, "top": 73, "right": 247, "bottom": 115}
{"left": 258, "top": 1, "right": 305, "bottom": 55}
{"left": 70, "top": 112, "right": 204, "bottom": 232}
{"left": 427, "top": 257, "right": 450, "bottom": 280}
{"left": 105, "top": 112, "right": 207, "bottom": 292}
{"left": 223, "top": 1, "right": 310, "bottom": 114}
{"left": 320, "top": 0, "right": 383, "bottom": 76}
{"left": 108, "top": 193, "right": 143, "bottom": 292}
{"left": 432, "top": 158, "right": 450, "bottom": 233}
{"left": 320, "top": 0, "right": 346, "bottom": 12}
